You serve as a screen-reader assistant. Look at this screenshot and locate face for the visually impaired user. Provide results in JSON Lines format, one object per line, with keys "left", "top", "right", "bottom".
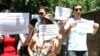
{"left": 38, "top": 8, "right": 47, "bottom": 18}
{"left": 73, "top": 5, "right": 82, "bottom": 17}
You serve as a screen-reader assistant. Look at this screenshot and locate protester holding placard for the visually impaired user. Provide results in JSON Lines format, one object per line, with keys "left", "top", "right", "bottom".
{"left": 0, "top": 24, "right": 33, "bottom": 56}
{"left": 54, "top": 6, "right": 72, "bottom": 56}
{"left": 64, "top": 3, "right": 99, "bottom": 56}
{"left": 18, "top": 18, "right": 38, "bottom": 56}
{"left": 28, "top": 6, "right": 62, "bottom": 56}
{"left": 0, "top": 10, "right": 33, "bottom": 56}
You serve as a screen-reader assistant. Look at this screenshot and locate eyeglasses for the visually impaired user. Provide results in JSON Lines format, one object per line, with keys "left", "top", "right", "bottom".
{"left": 74, "top": 8, "right": 82, "bottom": 11}
{"left": 38, "top": 12, "right": 44, "bottom": 15}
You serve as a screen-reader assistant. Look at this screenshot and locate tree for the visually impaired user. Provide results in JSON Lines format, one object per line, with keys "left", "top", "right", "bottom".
{"left": 0, "top": 0, "right": 100, "bottom": 14}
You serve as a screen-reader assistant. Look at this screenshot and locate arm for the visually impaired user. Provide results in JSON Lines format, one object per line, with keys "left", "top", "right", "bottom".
{"left": 92, "top": 23, "right": 99, "bottom": 35}
{"left": 64, "top": 19, "right": 76, "bottom": 35}
{"left": 54, "top": 34, "right": 62, "bottom": 55}
{"left": 59, "top": 20, "right": 67, "bottom": 37}
{"left": 28, "top": 33, "right": 38, "bottom": 56}
{"left": 0, "top": 35, "right": 3, "bottom": 43}
{"left": 19, "top": 34, "right": 26, "bottom": 45}
{"left": 20, "top": 24, "right": 34, "bottom": 46}
{"left": 28, "top": 39, "right": 36, "bottom": 56}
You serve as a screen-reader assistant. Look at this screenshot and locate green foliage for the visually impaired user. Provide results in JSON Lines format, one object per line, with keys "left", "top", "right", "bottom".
{"left": 0, "top": 0, "right": 100, "bottom": 14}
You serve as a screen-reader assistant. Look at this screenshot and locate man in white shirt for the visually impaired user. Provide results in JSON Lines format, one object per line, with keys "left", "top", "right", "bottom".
{"left": 64, "top": 3, "right": 99, "bottom": 56}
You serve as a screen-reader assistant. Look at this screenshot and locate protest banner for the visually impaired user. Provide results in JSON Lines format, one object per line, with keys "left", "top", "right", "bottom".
{"left": 55, "top": 6, "right": 72, "bottom": 20}
{"left": 0, "top": 13, "right": 29, "bottom": 34}
{"left": 75, "top": 20, "right": 94, "bottom": 33}
{"left": 39, "top": 24, "right": 59, "bottom": 40}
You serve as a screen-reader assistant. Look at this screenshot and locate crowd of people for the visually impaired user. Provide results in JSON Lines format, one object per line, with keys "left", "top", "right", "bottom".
{"left": 0, "top": 3, "right": 99, "bottom": 56}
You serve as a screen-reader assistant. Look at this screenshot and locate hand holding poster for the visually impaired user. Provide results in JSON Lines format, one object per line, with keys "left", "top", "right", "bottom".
{"left": 0, "top": 13, "right": 29, "bottom": 35}
{"left": 39, "top": 24, "right": 59, "bottom": 40}
{"left": 55, "top": 6, "right": 72, "bottom": 20}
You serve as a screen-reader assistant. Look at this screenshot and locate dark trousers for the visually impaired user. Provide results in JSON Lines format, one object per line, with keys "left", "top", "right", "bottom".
{"left": 58, "top": 44, "right": 68, "bottom": 56}
{"left": 19, "top": 46, "right": 29, "bottom": 56}
{"left": 68, "top": 51, "right": 88, "bottom": 56}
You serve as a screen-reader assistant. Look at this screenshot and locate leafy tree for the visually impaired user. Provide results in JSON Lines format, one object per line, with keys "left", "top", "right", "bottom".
{"left": 0, "top": 0, "right": 100, "bottom": 14}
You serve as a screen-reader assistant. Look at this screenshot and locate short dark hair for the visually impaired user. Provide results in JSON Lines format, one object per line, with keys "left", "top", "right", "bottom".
{"left": 72, "top": 3, "right": 82, "bottom": 10}
{"left": 30, "top": 19, "right": 38, "bottom": 27}
{"left": 39, "top": 6, "right": 49, "bottom": 13}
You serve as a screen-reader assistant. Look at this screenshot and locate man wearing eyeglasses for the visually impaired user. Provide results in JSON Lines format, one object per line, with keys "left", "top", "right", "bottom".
{"left": 64, "top": 3, "right": 99, "bottom": 56}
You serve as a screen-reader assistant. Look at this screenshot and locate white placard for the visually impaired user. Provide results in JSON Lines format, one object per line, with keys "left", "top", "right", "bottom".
{"left": 55, "top": 6, "right": 72, "bottom": 20}
{"left": 39, "top": 24, "right": 59, "bottom": 40}
{"left": 31, "top": 14, "right": 40, "bottom": 22}
{"left": 75, "top": 20, "right": 94, "bottom": 33}
{"left": 0, "top": 13, "right": 29, "bottom": 34}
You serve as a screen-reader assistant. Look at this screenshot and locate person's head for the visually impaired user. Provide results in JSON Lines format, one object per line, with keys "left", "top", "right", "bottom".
{"left": 1, "top": 9, "right": 10, "bottom": 12}
{"left": 72, "top": 3, "right": 82, "bottom": 19}
{"left": 30, "top": 19, "right": 38, "bottom": 27}
{"left": 41, "top": 14, "right": 54, "bottom": 24}
{"left": 38, "top": 6, "right": 49, "bottom": 18}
